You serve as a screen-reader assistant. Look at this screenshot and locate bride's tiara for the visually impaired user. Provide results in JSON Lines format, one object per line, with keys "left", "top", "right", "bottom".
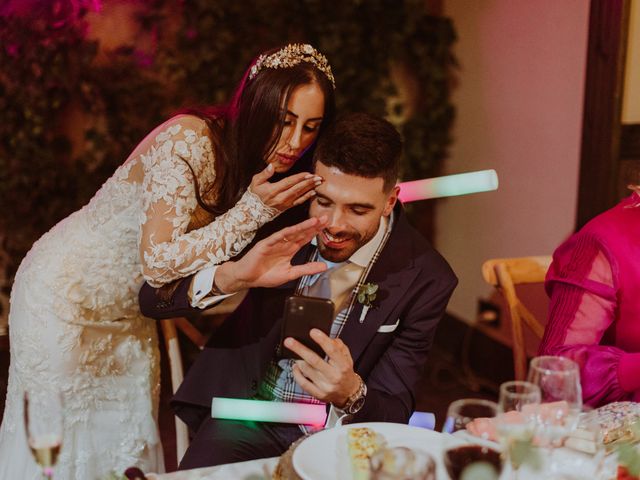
{"left": 249, "top": 43, "right": 336, "bottom": 89}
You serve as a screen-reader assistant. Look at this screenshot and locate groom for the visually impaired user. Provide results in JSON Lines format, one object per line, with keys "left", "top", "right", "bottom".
{"left": 139, "top": 112, "right": 457, "bottom": 468}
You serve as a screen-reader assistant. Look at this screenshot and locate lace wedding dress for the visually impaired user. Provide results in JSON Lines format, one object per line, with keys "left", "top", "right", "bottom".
{"left": 0, "top": 116, "right": 279, "bottom": 479}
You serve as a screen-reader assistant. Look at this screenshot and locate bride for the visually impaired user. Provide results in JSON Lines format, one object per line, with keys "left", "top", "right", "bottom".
{"left": 0, "top": 44, "right": 336, "bottom": 479}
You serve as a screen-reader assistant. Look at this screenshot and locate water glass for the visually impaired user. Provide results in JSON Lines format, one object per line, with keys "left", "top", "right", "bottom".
{"left": 496, "top": 381, "right": 541, "bottom": 478}
{"left": 527, "top": 355, "right": 582, "bottom": 447}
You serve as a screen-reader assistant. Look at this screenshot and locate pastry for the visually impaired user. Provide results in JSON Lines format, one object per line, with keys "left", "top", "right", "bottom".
{"left": 347, "top": 427, "right": 386, "bottom": 480}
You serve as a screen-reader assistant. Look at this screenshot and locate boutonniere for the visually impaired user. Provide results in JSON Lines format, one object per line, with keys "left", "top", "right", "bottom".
{"left": 356, "top": 282, "right": 378, "bottom": 323}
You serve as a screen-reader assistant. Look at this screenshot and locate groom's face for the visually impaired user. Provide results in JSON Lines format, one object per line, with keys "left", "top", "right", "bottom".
{"left": 309, "top": 161, "right": 398, "bottom": 263}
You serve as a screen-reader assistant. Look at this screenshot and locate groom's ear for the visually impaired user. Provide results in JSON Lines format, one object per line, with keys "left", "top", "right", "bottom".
{"left": 382, "top": 185, "right": 400, "bottom": 217}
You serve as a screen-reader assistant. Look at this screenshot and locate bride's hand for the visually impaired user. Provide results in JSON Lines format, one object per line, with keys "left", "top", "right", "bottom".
{"left": 250, "top": 164, "right": 323, "bottom": 212}
{"left": 215, "top": 216, "right": 328, "bottom": 293}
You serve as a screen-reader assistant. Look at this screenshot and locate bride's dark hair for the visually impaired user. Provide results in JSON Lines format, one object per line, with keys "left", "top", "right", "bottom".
{"left": 183, "top": 48, "right": 336, "bottom": 217}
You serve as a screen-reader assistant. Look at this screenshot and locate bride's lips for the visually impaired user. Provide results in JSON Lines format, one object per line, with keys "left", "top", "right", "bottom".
{"left": 276, "top": 153, "right": 298, "bottom": 166}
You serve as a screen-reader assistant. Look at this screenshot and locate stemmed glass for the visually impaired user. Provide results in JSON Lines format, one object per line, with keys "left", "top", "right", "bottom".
{"left": 24, "top": 390, "right": 63, "bottom": 479}
{"left": 443, "top": 398, "right": 499, "bottom": 437}
{"left": 496, "top": 381, "right": 541, "bottom": 479}
{"left": 442, "top": 399, "right": 503, "bottom": 479}
{"left": 527, "top": 356, "right": 582, "bottom": 473}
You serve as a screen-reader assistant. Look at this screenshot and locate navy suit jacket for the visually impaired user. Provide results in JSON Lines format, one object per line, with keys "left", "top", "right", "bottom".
{"left": 139, "top": 204, "right": 457, "bottom": 432}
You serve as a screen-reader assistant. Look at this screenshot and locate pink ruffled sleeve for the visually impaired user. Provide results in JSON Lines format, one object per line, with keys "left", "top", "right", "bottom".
{"left": 539, "top": 232, "right": 640, "bottom": 407}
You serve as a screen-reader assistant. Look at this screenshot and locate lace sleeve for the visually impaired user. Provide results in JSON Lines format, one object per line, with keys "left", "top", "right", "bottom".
{"left": 138, "top": 118, "right": 280, "bottom": 287}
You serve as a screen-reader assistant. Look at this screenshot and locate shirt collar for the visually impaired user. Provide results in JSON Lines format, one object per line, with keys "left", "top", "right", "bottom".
{"left": 311, "top": 213, "right": 393, "bottom": 268}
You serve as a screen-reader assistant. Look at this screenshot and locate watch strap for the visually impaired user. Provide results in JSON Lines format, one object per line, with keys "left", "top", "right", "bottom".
{"left": 342, "top": 374, "right": 367, "bottom": 414}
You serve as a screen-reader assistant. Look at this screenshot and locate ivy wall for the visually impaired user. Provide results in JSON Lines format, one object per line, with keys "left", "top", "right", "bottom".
{"left": 0, "top": 0, "right": 456, "bottom": 325}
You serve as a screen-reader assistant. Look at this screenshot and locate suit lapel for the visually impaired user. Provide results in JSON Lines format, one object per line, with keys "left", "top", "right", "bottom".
{"left": 339, "top": 266, "right": 419, "bottom": 362}
{"left": 338, "top": 205, "right": 420, "bottom": 362}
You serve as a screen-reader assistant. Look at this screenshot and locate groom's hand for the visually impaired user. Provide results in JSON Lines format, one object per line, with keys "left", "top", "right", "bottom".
{"left": 214, "top": 216, "right": 328, "bottom": 293}
{"left": 288, "top": 329, "right": 361, "bottom": 407}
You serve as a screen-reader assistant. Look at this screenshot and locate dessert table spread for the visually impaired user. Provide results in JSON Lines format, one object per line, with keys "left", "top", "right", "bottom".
{"left": 147, "top": 423, "right": 617, "bottom": 480}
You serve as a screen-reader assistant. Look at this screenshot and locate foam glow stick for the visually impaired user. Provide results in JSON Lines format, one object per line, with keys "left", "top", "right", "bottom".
{"left": 211, "top": 397, "right": 327, "bottom": 426}
{"left": 397, "top": 169, "right": 499, "bottom": 203}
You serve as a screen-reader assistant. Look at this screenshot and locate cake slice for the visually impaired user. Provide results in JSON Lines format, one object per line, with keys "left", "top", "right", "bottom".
{"left": 347, "top": 427, "right": 386, "bottom": 480}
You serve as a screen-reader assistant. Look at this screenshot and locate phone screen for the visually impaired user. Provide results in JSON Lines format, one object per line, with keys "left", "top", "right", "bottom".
{"left": 279, "top": 295, "right": 335, "bottom": 359}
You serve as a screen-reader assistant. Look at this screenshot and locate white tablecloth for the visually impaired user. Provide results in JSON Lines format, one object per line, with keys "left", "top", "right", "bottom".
{"left": 147, "top": 456, "right": 279, "bottom": 480}
{"left": 148, "top": 430, "right": 617, "bottom": 480}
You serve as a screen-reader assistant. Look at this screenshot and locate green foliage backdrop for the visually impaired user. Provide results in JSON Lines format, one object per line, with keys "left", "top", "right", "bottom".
{"left": 0, "top": 0, "right": 456, "bottom": 320}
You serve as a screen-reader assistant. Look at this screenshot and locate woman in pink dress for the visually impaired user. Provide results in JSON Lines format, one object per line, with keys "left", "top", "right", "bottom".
{"left": 539, "top": 186, "right": 640, "bottom": 407}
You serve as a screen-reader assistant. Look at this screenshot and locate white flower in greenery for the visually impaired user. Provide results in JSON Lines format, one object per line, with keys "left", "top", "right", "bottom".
{"left": 356, "top": 282, "right": 378, "bottom": 323}
{"left": 357, "top": 282, "right": 378, "bottom": 307}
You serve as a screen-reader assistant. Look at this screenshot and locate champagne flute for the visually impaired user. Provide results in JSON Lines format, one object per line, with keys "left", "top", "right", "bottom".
{"left": 24, "top": 390, "right": 63, "bottom": 479}
{"left": 496, "top": 381, "right": 541, "bottom": 479}
{"left": 527, "top": 355, "right": 582, "bottom": 474}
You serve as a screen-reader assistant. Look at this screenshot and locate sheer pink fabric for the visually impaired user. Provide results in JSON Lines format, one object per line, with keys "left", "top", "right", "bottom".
{"left": 539, "top": 193, "right": 640, "bottom": 407}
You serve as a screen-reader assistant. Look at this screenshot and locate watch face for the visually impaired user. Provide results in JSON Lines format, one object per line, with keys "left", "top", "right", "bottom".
{"left": 347, "top": 395, "right": 366, "bottom": 414}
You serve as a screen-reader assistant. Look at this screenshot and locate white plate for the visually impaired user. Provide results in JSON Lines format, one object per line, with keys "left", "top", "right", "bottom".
{"left": 292, "top": 422, "right": 467, "bottom": 480}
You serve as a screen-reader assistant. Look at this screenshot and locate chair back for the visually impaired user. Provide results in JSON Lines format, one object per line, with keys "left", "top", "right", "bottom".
{"left": 0, "top": 325, "right": 8, "bottom": 352}
{"left": 160, "top": 318, "right": 203, "bottom": 465}
{"left": 481, "top": 256, "right": 552, "bottom": 381}
{"left": 160, "top": 291, "right": 247, "bottom": 465}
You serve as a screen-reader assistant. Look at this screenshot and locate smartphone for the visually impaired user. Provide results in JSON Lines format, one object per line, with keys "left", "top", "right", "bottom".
{"left": 279, "top": 295, "right": 335, "bottom": 359}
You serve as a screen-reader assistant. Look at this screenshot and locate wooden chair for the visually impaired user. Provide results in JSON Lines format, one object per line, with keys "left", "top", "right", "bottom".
{"left": 0, "top": 322, "right": 8, "bottom": 352}
{"left": 160, "top": 317, "right": 205, "bottom": 465}
{"left": 159, "top": 291, "right": 246, "bottom": 466}
{"left": 481, "top": 256, "right": 552, "bottom": 381}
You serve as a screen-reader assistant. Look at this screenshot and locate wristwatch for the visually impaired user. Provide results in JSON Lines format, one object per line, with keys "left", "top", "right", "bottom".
{"left": 342, "top": 374, "right": 367, "bottom": 415}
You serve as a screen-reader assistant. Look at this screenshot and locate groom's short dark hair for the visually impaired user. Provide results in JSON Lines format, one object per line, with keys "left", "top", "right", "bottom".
{"left": 312, "top": 112, "right": 401, "bottom": 192}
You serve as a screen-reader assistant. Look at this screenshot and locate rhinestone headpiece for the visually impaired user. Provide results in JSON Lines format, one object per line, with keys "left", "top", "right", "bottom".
{"left": 248, "top": 43, "right": 335, "bottom": 89}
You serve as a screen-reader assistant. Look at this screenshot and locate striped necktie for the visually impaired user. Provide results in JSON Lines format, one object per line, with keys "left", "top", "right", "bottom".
{"left": 305, "top": 261, "right": 363, "bottom": 315}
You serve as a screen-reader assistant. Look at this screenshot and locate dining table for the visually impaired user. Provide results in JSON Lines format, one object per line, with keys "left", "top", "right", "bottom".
{"left": 147, "top": 422, "right": 618, "bottom": 480}
{"left": 147, "top": 456, "right": 279, "bottom": 480}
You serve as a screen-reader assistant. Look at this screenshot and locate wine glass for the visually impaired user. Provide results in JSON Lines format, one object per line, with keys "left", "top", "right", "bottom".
{"left": 496, "top": 381, "right": 541, "bottom": 479}
{"left": 24, "top": 390, "right": 63, "bottom": 479}
{"left": 443, "top": 399, "right": 502, "bottom": 479}
{"left": 527, "top": 355, "right": 582, "bottom": 474}
{"left": 443, "top": 398, "right": 499, "bottom": 437}
{"left": 444, "top": 445, "right": 502, "bottom": 480}
{"left": 527, "top": 356, "right": 582, "bottom": 443}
